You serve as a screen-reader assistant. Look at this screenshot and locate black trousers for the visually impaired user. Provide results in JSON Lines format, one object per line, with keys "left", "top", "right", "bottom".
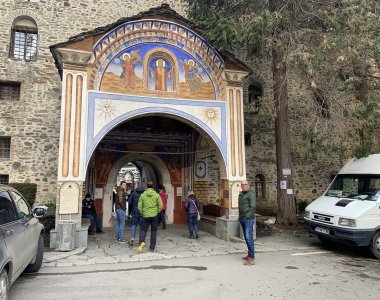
{"left": 139, "top": 216, "right": 158, "bottom": 250}
{"left": 158, "top": 209, "right": 166, "bottom": 228}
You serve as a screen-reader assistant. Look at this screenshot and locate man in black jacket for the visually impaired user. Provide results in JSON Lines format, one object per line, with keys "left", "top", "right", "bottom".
{"left": 82, "top": 193, "right": 103, "bottom": 235}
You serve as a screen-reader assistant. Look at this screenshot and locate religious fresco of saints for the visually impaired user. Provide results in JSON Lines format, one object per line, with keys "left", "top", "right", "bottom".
{"left": 120, "top": 50, "right": 142, "bottom": 88}
{"left": 99, "top": 43, "right": 216, "bottom": 100}
{"left": 182, "top": 59, "right": 203, "bottom": 93}
{"left": 149, "top": 58, "right": 172, "bottom": 92}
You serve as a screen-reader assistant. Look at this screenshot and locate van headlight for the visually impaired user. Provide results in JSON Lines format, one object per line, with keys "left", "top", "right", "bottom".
{"left": 304, "top": 210, "right": 311, "bottom": 219}
{"left": 338, "top": 218, "right": 356, "bottom": 227}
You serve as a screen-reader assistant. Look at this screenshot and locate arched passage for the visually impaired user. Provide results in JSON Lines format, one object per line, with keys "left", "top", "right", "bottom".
{"left": 102, "top": 153, "right": 174, "bottom": 227}
{"left": 85, "top": 114, "right": 228, "bottom": 227}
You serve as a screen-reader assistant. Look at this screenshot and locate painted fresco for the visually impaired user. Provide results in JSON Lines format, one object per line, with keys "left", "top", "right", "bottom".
{"left": 100, "top": 43, "right": 215, "bottom": 100}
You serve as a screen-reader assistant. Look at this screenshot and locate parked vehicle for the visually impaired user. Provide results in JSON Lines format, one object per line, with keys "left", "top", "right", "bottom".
{"left": 0, "top": 184, "right": 45, "bottom": 299}
{"left": 304, "top": 154, "right": 380, "bottom": 259}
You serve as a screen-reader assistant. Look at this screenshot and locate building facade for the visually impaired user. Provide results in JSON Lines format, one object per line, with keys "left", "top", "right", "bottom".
{"left": 1, "top": 1, "right": 362, "bottom": 245}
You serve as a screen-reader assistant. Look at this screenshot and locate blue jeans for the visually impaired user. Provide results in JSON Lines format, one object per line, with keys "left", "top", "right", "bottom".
{"left": 240, "top": 218, "right": 255, "bottom": 259}
{"left": 83, "top": 213, "right": 101, "bottom": 233}
{"left": 139, "top": 216, "right": 158, "bottom": 250}
{"left": 187, "top": 213, "right": 198, "bottom": 237}
{"left": 116, "top": 208, "right": 126, "bottom": 240}
{"left": 130, "top": 213, "right": 141, "bottom": 239}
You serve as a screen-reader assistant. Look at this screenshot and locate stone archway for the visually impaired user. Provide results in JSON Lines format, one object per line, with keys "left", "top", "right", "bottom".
{"left": 102, "top": 153, "right": 174, "bottom": 227}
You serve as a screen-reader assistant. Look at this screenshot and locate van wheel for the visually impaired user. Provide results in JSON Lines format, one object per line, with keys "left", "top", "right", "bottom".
{"left": 317, "top": 235, "right": 331, "bottom": 244}
{"left": 0, "top": 269, "right": 9, "bottom": 300}
{"left": 24, "top": 235, "right": 44, "bottom": 273}
{"left": 370, "top": 231, "right": 380, "bottom": 259}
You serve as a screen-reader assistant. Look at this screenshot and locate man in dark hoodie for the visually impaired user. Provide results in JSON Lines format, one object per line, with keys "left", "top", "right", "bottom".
{"left": 238, "top": 180, "right": 256, "bottom": 266}
{"left": 137, "top": 181, "right": 162, "bottom": 253}
{"left": 82, "top": 193, "right": 103, "bottom": 235}
{"left": 128, "top": 185, "right": 145, "bottom": 246}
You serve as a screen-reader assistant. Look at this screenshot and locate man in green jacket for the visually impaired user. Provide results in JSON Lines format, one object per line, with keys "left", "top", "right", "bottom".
{"left": 238, "top": 180, "right": 256, "bottom": 266}
{"left": 137, "top": 181, "right": 162, "bottom": 253}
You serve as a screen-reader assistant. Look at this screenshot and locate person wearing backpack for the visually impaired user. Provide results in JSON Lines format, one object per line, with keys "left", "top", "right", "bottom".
{"left": 185, "top": 191, "right": 200, "bottom": 239}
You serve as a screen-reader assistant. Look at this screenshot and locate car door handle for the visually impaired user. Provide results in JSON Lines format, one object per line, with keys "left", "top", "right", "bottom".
{"left": 4, "top": 230, "right": 13, "bottom": 236}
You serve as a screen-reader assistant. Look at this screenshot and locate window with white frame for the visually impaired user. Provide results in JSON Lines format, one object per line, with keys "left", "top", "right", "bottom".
{"left": 10, "top": 17, "right": 38, "bottom": 61}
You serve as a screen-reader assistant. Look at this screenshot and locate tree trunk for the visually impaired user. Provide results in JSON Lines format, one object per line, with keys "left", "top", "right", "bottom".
{"left": 269, "top": 0, "right": 297, "bottom": 226}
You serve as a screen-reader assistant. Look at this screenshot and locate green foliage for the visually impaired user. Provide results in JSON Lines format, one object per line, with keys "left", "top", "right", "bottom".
{"left": 186, "top": 1, "right": 249, "bottom": 52}
{"left": 256, "top": 202, "right": 277, "bottom": 216}
{"left": 9, "top": 183, "right": 37, "bottom": 208}
{"left": 296, "top": 200, "right": 308, "bottom": 214}
{"left": 349, "top": 101, "right": 380, "bottom": 158}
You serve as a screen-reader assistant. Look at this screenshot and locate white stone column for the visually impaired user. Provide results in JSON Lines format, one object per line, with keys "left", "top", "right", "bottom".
{"left": 52, "top": 49, "right": 93, "bottom": 250}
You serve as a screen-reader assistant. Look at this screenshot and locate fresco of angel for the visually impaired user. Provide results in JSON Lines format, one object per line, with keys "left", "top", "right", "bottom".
{"left": 120, "top": 49, "right": 142, "bottom": 88}
{"left": 183, "top": 59, "right": 203, "bottom": 93}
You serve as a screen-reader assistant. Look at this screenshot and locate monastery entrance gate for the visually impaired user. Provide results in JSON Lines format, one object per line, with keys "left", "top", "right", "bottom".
{"left": 49, "top": 5, "right": 250, "bottom": 248}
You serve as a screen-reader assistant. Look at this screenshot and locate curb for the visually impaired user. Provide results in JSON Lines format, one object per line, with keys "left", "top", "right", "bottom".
{"left": 43, "top": 247, "right": 87, "bottom": 263}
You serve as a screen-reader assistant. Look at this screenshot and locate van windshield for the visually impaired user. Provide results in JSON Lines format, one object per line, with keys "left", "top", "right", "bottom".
{"left": 325, "top": 174, "right": 380, "bottom": 201}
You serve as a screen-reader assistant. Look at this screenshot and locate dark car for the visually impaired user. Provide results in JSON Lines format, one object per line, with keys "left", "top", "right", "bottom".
{"left": 0, "top": 184, "right": 45, "bottom": 300}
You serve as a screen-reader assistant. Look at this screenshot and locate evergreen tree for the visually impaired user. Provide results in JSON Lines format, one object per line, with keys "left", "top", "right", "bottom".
{"left": 186, "top": 0, "right": 380, "bottom": 226}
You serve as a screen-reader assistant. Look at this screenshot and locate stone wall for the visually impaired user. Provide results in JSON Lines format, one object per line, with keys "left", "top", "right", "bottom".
{"left": 0, "top": 0, "right": 187, "bottom": 203}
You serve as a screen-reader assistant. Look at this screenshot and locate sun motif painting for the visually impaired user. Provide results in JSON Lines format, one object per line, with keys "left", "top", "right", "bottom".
{"left": 100, "top": 44, "right": 216, "bottom": 100}
{"left": 96, "top": 100, "right": 117, "bottom": 121}
{"left": 202, "top": 107, "right": 219, "bottom": 125}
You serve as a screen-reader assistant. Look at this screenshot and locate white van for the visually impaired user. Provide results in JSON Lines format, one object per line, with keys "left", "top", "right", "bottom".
{"left": 304, "top": 154, "right": 380, "bottom": 259}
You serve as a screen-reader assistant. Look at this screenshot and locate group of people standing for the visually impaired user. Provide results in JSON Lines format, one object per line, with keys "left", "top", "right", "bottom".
{"left": 84, "top": 179, "right": 256, "bottom": 266}
{"left": 113, "top": 181, "right": 202, "bottom": 252}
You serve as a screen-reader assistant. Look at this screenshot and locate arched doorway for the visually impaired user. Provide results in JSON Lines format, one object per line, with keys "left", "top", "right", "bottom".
{"left": 102, "top": 153, "right": 174, "bottom": 227}
{"left": 87, "top": 115, "right": 226, "bottom": 227}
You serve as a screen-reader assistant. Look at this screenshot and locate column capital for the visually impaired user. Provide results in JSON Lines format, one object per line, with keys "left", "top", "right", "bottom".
{"left": 225, "top": 70, "right": 249, "bottom": 87}
{"left": 56, "top": 48, "right": 92, "bottom": 71}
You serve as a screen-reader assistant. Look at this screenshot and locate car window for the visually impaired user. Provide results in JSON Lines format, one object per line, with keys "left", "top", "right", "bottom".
{"left": 9, "top": 191, "right": 30, "bottom": 219}
{"left": 0, "top": 191, "right": 17, "bottom": 225}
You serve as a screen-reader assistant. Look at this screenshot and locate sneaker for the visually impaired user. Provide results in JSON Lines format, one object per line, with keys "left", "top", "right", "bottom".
{"left": 119, "top": 239, "right": 126, "bottom": 243}
{"left": 96, "top": 230, "right": 104, "bottom": 234}
{"left": 137, "top": 242, "right": 145, "bottom": 254}
{"left": 129, "top": 238, "right": 134, "bottom": 247}
{"left": 242, "top": 255, "right": 249, "bottom": 261}
{"left": 195, "top": 234, "right": 199, "bottom": 239}
{"left": 244, "top": 258, "right": 256, "bottom": 266}
{"left": 88, "top": 231, "right": 94, "bottom": 235}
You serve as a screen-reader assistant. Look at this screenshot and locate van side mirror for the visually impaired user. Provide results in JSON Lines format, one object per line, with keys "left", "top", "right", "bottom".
{"left": 33, "top": 206, "right": 47, "bottom": 218}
